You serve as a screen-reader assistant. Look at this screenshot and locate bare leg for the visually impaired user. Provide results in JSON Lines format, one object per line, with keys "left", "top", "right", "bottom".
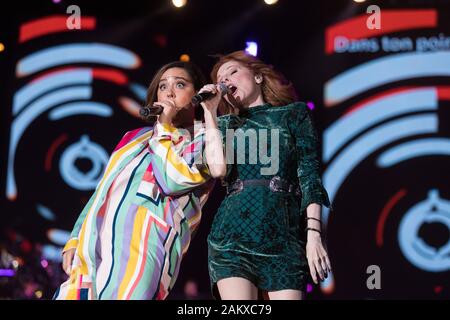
{"left": 267, "top": 289, "right": 304, "bottom": 300}
{"left": 217, "top": 277, "right": 258, "bottom": 300}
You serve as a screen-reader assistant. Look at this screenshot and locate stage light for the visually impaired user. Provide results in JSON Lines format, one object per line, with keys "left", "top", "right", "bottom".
{"left": 0, "top": 43, "right": 5, "bottom": 52}
{"left": 172, "top": 0, "right": 187, "bottom": 8}
{"left": 53, "top": 0, "right": 61, "bottom": 3}
{"left": 0, "top": 269, "right": 15, "bottom": 277}
{"left": 41, "top": 259, "right": 49, "bottom": 268}
{"left": 353, "top": 0, "right": 366, "bottom": 3}
{"left": 264, "top": 0, "right": 278, "bottom": 5}
{"left": 245, "top": 41, "right": 258, "bottom": 56}
{"left": 180, "top": 54, "right": 190, "bottom": 62}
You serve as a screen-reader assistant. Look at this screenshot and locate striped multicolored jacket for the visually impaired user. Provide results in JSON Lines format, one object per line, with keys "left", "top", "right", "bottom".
{"left": 54, "top": 121, "right": 214, "bottom": 300}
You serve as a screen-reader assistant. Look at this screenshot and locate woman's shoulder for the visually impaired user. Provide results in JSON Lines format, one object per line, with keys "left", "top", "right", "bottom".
{"left": 277, "top": 102, "right": 313, "bottom": 125}
{"left": 113, "top": 126, "right": 153, "bottom": 152}
{"left": 126, "top": 126, "right": 153, "bottom": 137}
{"left": 273, "top": 101, "right": 308, "bottom": 113}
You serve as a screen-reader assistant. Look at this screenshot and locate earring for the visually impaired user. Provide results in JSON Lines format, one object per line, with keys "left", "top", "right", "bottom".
{"left": 256, "top": 75, "right": 263, "bottom": 84}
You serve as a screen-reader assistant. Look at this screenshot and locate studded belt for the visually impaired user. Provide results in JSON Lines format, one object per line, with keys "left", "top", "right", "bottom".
{"left": 226, "top": 175, "right": 301, "bottom": 197}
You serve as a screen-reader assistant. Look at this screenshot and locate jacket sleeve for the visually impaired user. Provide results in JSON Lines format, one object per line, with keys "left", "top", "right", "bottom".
{"left": 148, "top": 121, "right": 211, "bottom": 196}
{"left": 290, "top": 103, "right": 331, "bottom": 212}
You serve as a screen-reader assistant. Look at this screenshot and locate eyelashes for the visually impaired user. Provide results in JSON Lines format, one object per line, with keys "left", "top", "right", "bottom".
{"left": 159, "top": 82, "right": 187, "bottom": 91}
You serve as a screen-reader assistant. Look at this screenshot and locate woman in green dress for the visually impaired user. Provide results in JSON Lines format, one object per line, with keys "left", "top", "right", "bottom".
{"left": 201, "top": 51, "right": 332, "bottom": 300}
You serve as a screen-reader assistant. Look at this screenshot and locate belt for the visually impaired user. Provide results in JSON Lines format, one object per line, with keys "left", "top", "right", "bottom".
{"left": 226, "top": 176, "right": 301, "bottom": 197}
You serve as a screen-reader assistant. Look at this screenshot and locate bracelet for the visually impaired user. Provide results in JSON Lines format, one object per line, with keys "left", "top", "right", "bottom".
{"left": 306, "top": 227, "right": 321, "bottom": 234}
{"left": 306, "top": 217, "right": 322, "bottom": 224}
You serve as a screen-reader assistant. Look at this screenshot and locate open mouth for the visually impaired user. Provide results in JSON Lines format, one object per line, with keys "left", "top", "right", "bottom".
{"left": 227, "top": 85, "right": 238, "bottom": 96}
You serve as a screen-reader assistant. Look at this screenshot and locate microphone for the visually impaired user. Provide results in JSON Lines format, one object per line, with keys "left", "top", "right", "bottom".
{"left": 191, "top": 83, "right": 228, "bottom": 105}
{"left": 139, "top": 105, "right": 163, "bottom": 118}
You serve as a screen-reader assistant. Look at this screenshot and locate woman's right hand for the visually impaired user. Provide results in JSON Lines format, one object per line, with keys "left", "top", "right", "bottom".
{"left": 62, "top": 248, "right": 76, "bottom": 276}
{"left": 198, "top": 84, "right": 226, "bottom": 113}
{"left": 154, "top": 100, "right": 179, "bottom": 125}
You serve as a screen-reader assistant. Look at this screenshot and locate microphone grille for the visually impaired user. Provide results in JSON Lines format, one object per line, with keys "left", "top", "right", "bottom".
{"left": 218, "top": 82, "right": 229, "bottom": 95}
{"left": 140, "top": 106, "right": 150, "bottom": 117}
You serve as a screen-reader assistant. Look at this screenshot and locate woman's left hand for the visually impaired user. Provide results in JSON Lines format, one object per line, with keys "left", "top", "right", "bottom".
{"left": 306, "top": 232, "right": 332, "bottom": 284}
{"left": 198, "top": 84, "right": 226, "bottom": 114}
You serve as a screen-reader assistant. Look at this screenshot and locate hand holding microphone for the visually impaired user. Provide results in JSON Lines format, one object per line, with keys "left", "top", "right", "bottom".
{"left": 192, "top": 82, "right": 228, "bottom": 106}
{"left": 194, "top": 83, "right": 228, "bottom": 114}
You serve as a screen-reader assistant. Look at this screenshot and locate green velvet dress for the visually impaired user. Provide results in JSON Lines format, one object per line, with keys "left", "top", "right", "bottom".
{"left": 207, "top": 101, "right": 331, "bottom": 298}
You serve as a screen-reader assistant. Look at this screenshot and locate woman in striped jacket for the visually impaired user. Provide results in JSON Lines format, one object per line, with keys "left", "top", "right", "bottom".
{"left": 53, "top": 61, "right": 226, "bottom": 300}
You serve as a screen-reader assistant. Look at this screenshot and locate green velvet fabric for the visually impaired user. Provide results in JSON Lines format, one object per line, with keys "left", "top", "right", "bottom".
{"left": 207, "top": 101, "right": 331, "bottom": 296}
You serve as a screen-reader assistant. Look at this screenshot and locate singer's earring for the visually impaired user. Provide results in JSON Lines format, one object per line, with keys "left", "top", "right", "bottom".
{"left": 255, "top": 75, "right": 263, "bottom": 84}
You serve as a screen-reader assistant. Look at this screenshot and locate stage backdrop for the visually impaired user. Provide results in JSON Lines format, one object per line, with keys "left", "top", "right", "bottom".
{"left": 318, "top": 7, "right": 450, "bottom": 299}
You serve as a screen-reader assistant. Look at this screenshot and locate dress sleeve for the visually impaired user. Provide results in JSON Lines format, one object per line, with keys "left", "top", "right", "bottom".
{"left": 289, "top": 103, "right": 331, "bottom": 212}
{"left": 148, "top": 121, "right": 211, "bottom": 196}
